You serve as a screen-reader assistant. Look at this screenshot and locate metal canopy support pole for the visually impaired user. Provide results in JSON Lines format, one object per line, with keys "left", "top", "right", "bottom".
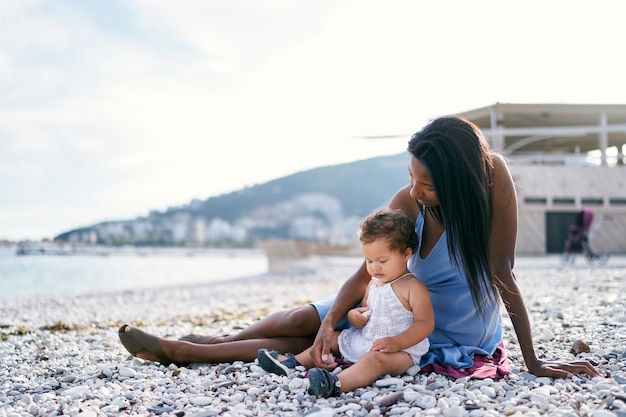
{"left": 599, "top": 113, "right": 608, "bottom": 166}
{"left": 489, "top": 105, "right": 505, "bottom": 152}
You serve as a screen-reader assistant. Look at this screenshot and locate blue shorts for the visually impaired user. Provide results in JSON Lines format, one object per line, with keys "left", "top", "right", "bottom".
{"left": 310, "top": 296, "right": 358, "bottom": 331}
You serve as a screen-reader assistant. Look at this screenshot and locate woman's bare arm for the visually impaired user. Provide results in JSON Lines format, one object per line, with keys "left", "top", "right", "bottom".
{"left": 347, "top": 282, "right": 373, "bottom": 329}
{"left": 490, "top": 154, "right": 600, "bottom": 378}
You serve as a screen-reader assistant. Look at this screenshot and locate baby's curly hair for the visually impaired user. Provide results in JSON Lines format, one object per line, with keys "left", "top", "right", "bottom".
{"left": 358, "top": 208, "right": 418, "bottom": 254}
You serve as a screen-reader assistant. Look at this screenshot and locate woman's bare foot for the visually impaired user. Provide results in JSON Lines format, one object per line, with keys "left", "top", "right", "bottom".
{"left": 118, "top": 325, "right": 183, "bottom": 365}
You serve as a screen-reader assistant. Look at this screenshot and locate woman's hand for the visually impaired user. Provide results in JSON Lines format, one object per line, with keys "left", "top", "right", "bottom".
{"left": 309, "top": 260, "right": 370, "bottom": 370}
{"left": 526, "top": 357, "right": 602, "bottom": 379}
{"left": 310, "top": 321, "right": 338, "bottom": 370}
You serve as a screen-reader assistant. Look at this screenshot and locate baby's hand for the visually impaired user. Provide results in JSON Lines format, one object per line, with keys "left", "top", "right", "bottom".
{"left": 348, "top": 307, "right": 371, "bottom": 328}
{"left": 371, "top": 337, "right": 401, "bottom": 353}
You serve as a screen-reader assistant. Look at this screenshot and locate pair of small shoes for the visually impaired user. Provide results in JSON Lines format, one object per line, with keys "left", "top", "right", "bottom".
{"left": 307, "top": 368, "right": 341, "bottom": 397}
{"left": 118, "top": 324, "right": 184, "bottom": 366}
{"left": 257, "top": 349, "right": 301, "bottom": 376}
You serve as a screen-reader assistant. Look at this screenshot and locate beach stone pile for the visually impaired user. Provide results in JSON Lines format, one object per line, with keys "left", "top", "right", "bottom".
{"left": 1, "top": 256, "right": 625, "bottom": 416}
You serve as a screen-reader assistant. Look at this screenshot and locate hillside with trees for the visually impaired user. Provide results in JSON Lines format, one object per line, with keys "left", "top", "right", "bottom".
{"left": 55, "top": 153, "right": 410, "bottom": 246}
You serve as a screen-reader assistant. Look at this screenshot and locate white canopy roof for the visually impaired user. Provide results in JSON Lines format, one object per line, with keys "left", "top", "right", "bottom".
{"left": 456, "top": 103, "right": 626, "bottom": 165}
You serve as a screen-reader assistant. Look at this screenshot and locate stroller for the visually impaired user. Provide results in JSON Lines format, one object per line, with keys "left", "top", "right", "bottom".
{"left": 561, "top": 209, "right": 609, "bottom": 265}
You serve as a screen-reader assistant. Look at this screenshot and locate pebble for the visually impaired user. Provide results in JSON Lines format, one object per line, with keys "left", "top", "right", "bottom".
{"left": 375, "top": 377, "right": 404, "bottom": 388}
{"left": 118, "top": 366, "right": 137, "bottom": 378}
{"left": 0, "top": 260, "right": 624, "bottom": 416}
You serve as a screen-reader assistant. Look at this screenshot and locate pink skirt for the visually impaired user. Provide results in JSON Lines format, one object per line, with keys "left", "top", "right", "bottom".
{"left": 419, "top": 341, "right": 511, "bottom": 379}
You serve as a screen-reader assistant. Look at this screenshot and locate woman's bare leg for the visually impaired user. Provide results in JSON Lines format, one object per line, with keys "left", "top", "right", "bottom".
{"left": 124, "top": 305, "right": 322, "bottom": 364}
{"left": 207, "top": 305, "right": 322, "bottom": 344}
{"left": 130, "top": 333, "right": 317, "bottom": 364}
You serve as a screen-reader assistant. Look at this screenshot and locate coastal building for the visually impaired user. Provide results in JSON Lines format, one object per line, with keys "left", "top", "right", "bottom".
{"left": 457, "top": 103, "right": 626, "bottom": 255}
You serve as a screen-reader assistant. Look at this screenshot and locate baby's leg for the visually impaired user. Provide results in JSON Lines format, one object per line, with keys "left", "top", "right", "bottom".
{"left": 336, "top": 351, "right": 413, "bottom": 393}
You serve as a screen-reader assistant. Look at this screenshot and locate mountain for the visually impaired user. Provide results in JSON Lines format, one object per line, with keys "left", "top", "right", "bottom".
{"left": 54, "top": 152, "right": 410, "bottom": 245}
{"left": 188, "top": 152, "right": 409, "bottom": 222}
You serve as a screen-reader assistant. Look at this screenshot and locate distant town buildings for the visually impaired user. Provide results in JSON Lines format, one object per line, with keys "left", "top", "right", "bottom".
{"left": 59, "top": 192, "right": 364, "bottom": 249}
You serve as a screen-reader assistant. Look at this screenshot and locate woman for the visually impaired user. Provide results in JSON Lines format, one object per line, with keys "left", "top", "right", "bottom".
{"left": 120, "top": 116, "right": 599, "bottom": 379}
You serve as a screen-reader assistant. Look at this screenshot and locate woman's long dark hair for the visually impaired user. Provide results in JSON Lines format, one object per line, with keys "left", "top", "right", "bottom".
{"left": 407, "top": 116, "right": 498, "bottom": 313}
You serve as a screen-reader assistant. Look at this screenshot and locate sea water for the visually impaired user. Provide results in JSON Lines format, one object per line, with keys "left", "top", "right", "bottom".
{"left": 0, "top": 247, "right": 268, "bottom": 301}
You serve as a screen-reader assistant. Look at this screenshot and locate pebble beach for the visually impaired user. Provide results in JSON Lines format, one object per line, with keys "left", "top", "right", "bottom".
{"left": 1, "top": 255, "right": 625, "bottom": 417}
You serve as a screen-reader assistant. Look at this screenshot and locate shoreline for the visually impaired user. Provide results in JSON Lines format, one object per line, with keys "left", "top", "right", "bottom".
{"left": 0, "top": 247, "right": 269, "bottom": 302}
{"left": 1, "top": 257, "right": 625, "bottom": 416}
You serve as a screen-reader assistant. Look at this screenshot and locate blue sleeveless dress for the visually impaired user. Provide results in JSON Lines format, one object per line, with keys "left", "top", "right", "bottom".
{"left": 409, "top": 210, "right": 502, "bottom": 370}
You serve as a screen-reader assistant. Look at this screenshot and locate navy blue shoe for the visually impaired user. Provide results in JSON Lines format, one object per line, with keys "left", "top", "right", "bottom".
{"left": 307, "top": 368, "right": 341, "bottom": 397}
{"left": 257, "top": 349, "right": 301, "bottom": 376}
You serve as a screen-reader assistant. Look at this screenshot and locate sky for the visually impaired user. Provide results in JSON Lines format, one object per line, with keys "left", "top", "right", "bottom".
{"left": 2, "top": 0, "right": 626, "bottom": 241}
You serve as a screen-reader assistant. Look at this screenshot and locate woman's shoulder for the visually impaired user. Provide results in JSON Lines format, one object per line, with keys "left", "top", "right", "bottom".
{"left": 389, "top": 184, "right": 420, "bottom": 221}
{"left": 489, "top": 152, "right": 517, "bottom": 208}
{"left": 490, "top": 152, "right": 516, "bottom": 180}
{"left": 490, "top": 152, "right": 509, "bottom": 169}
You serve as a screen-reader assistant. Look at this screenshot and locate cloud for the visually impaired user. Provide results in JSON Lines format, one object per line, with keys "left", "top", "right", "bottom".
{"left": 2, "top": 0, "right": 626, "bottom": 241}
